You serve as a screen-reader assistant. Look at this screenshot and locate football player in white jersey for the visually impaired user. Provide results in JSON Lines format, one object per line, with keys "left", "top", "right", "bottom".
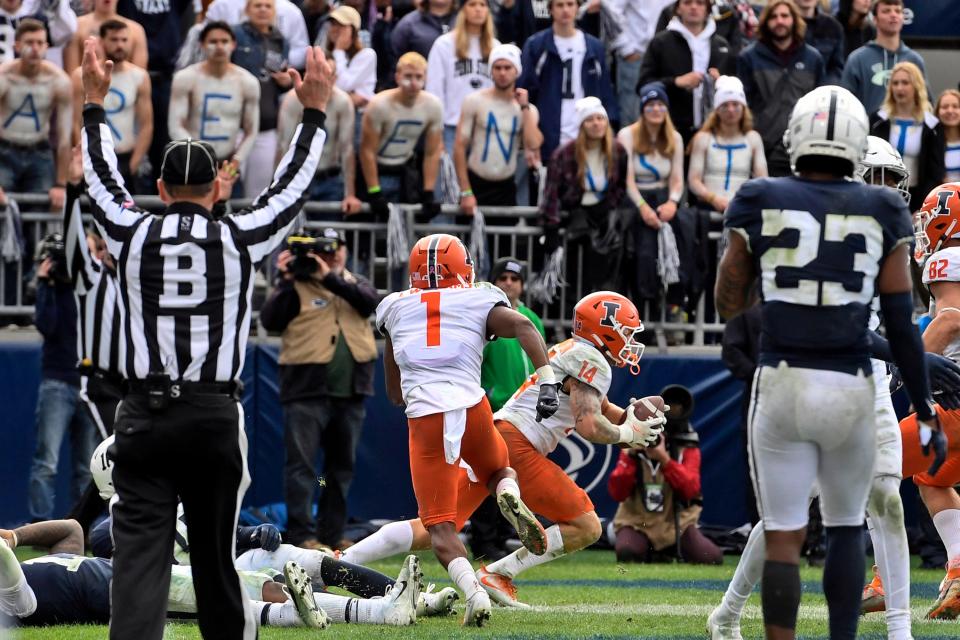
{"left": 376, "top": 233, "right": 560, "bottom": 626}
{"left": 345, "top": 290, "right": 667, "bottom": 607}
{"left": 707, "top": 139, "right": 960, "bottom": 639}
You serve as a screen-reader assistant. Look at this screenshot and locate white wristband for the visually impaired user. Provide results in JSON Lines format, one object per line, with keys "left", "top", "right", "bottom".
{"left": 536, "top": 365, "right": 556, "bottom": 384}
{"left": 616, "top": 423, "right": 635, "bottom": 445}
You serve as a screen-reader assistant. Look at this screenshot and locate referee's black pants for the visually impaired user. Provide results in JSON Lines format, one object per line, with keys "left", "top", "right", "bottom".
{"left": 109, "top": 393, "right": 255, "bottom": 640}
{"left": 68, "top": 373, "right": 124, "bottom": 533}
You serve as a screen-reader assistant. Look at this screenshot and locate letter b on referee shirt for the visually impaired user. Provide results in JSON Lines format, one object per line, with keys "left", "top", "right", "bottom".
{"left": 159, "top": 243, "right": 207, "bottom": 308}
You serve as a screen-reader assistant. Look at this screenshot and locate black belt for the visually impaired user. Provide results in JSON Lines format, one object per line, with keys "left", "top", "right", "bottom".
{"left": 80, "top": 365, "right": 124, "bottom": 388}
{"left": 125, "top": 379, "right": 242, "bottom": 398}
{"left": 0, "top": 138, "right": 51, "bottom": 152}
{"left": 314, "top": 166, "right": 341, "bottom": 180}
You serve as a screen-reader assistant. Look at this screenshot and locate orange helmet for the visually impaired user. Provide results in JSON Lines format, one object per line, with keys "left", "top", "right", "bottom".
{"left": 408, "top": 233, "right": 475, "bottom": 289}
{"left": 573, "top": 291, "right": 644, "bottom": 373}
{"left": 915, "top": 183, "right": 960, "bottom": 264}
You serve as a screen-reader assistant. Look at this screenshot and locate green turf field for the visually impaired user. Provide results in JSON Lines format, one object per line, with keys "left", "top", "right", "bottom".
{"left": 5, "top": 547, "right": 958, "bottom": 639}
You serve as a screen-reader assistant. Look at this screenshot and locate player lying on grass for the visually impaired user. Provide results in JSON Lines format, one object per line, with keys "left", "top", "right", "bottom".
{"left": 86, "top": 437, "right": 458, "bottom": 620}
{"left": 708, "top": 140, "right": 960, "bottom": 640}
{"left": 348, "top": 290, "right": 667, "bottom": 608}
{"left": 0, "top": 519, "right": 425, "bottom": 628}
{"left": 863, "top": 181, "right": 960, "bottom": 622}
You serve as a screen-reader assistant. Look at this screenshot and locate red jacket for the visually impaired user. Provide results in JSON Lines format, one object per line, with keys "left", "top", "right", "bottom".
{"left": 607, "top": 447, "right": 701, "bottom": 503}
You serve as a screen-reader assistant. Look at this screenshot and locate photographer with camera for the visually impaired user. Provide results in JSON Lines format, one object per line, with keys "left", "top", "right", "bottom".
{"left": 260, "top": 227, "right": 378, "bottom": 550}
{"left": 27, "top": 232, "right": 97, "bottom": 522}
{"left": 607, "top": 385, "right": 722, "bottom": 565}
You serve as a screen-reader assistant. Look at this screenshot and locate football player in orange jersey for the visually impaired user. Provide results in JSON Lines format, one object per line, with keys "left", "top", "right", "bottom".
{"left": 894, "top": 182, "right": 960, "bottom": 619}
{"left": 353, "top": 290, "right": 667, "bottom": 609}
{"left": 375, "top": 233, "right": 559, "bottom": 626}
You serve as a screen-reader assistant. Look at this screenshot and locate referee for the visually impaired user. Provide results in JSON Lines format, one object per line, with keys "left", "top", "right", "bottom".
{"left": 79, "top": 38, "right": 333, "bottom": 640}
{"left": 62, "top": 149, "right": 126, "bottom": 533}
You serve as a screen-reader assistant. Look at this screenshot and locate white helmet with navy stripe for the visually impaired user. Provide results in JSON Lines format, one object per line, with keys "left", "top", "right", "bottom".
{"left": 90, "top": 435, "right": 116, "bottom": 501}
{"left": 858, "top": 136, "right": 911, "bottom": 204}
{"left": 783, "top": 85, "right": 869, "bottom": 175}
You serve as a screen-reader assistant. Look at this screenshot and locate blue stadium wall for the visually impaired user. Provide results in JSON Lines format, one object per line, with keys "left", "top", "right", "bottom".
{"left": 19, "top": 341, "right": 925, "bottom": 531}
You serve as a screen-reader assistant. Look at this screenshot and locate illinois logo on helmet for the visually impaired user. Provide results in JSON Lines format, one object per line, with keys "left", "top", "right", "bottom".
{"left": 914, "top": 182, "right": 960, "bottom": 264}
{"left": 573, "top": 291, "right": 644, "bottom": 373}
{"left": 408, "top": 233, "right": 475, "bottom": 289}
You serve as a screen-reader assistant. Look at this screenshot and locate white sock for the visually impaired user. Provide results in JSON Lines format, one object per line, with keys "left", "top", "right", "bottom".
{"left": 719, "top": 521, "right": 766, "bottom": 620}
{"left": 485, "top": 524, "right": 565, "bottom": 580}
{"left": 341, "top": 521, "right": 414, "bottom": 566}
{"left": 447, "top": 556, "right": 483, "bottom": 599}
{"left": 311, "top": 592, "right": 381, "bottom": 624}
{"left": 867, "top": 476, "right": 912, "bottom": 640}
{"left": 250, "top": 600, "right": 303, "bottom": 627}
{"left": 496, "top": 477, "right": 520, "bottom": 496}
{"left": 933, "top": 509, "right": 960, "bottom": 562}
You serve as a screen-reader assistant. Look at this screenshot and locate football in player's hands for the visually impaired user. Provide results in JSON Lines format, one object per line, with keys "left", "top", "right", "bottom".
{"left": 621, "top": 396, "right": 668, "bottom": 424}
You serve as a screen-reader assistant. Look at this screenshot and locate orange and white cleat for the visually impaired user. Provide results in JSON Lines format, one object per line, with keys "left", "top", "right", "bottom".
{"left": 476, "top": 566, "right": 530, "bottom": 609}
{"left": 926, "top": 572, "right": 960, "bottom": 620}
{"left": 861, "top": 565, "right": 886, "bottom": 614}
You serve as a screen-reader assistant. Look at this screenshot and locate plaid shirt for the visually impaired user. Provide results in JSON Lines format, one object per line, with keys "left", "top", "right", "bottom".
{"left": 539, "top": 140, "right": 628, "bottom": 228}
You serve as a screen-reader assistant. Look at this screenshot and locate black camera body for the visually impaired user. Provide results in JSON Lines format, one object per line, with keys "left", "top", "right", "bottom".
{"left": 287, "top": 235, "right": 340, "bottom": 281}
{"left": 36, "top": 232, "right": 69, "bottom": 283}
{"left": 659, "top": 384, "right": 699, "bottom": 448}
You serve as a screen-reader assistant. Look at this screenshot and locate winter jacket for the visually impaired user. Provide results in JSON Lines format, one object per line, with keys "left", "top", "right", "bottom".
{"left": 842, "top": 40, "right": 927, "bottom": 116}
{"left": 655, "top": 1, "right": 748, "bottom": 56}
{"left": 390, "top": 9, "right": 455, "bottom": 62}
{"left": 737, "top": 39, "right": 824, "bottom": 160}
{"left": 494, "top": 0, "right": 553, "bottom": 50}
{"left": 518, "top": 28, "right": 619, "bottom": 163}
{"left": 869, "top": 110, "right": 945, "bottom": 209}
{"left": 232, "top": 22, "right": 290, "bottom": 131}
{"left": 836, "top": 0, "right": 875, "bottom": 59}
{"left": 35, "top": 280, "right": 80, "bottom": 386}
{"left": 608, "top": 448, "right": 702, "bottom": 504}
{"left": 803, "top": 7, "right": 845, "bottom": 85}
{"left": 637, "top": 24, "right": 735, "bottom": 143}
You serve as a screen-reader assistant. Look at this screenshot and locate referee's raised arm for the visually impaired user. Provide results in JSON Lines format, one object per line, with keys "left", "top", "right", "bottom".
{"left": 78, "top": 37, "right": 143, "bottom": 246}
{"left": 226, "top": 46, "right": 333, "bottom": 266}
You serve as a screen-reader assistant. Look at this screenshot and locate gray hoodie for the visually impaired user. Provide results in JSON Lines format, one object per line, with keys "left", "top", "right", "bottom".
{"left": 841, "top": 40, "right": 927, "bottom": 115}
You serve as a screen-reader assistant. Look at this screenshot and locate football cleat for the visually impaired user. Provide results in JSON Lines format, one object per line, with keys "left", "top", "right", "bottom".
{"left": 282, "top": 561, "right": 330, "bottom": 629}
{"left": 382, "top": 554, "right": 421, "bottom": 626}
{"left": 462, "top": 590, "right": 492, "bottom": 627}
{"left": 477, "top": 566, "right": 530, "bottom": 609}
{"left": 417, "top": 583, "right": 458, "bottom": 617}
{"left": 926, "top": 575, "right": 960, "bottom": 620}
{"left": 706, "top": 606, "right": 743, "bottom": 640}
{"left": 496, "top": 489, "right": 547, "bottom": 556}
{"left": 861, "top": 565, "right": 886, "bottom": 614}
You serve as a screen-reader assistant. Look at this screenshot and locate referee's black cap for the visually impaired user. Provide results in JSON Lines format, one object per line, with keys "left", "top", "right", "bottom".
{"left": 160, "top": 138, "right": 218, "bottom": 185}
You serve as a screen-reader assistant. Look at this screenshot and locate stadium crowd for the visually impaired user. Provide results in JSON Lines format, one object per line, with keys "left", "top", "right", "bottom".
{"left": 0, "top": 0, "right": 956, "bottom": 335}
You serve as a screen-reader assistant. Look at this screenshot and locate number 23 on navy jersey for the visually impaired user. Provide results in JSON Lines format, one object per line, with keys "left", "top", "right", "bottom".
{"left": 724, "top": 177, "right": 912, "bottom": 358}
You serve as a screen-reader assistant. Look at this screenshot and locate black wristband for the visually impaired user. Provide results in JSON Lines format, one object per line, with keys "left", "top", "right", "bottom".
{"left": 82, "top": 104, "right": 106, "bottom": 126}
{"left": 301, "top": 108, "right": 327, "bottom": 129}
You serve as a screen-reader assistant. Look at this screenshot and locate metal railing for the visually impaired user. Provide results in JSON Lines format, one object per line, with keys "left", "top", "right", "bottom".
{"left": 0, "top": 193, "right": 726, "bottom": 351}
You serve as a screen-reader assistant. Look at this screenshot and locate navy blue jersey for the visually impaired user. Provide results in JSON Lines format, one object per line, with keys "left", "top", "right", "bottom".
{"left": 19, "top": 555, "right": 112, "bottom": 626}
{"left": 725, "top": 176, "right": 913, "bottom": 372}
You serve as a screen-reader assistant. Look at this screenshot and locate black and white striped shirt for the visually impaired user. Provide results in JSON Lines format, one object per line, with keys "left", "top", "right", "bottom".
{"left": 80, "top": 105, "right": 327, "bottom": 383}
{"left": 63, "top": 183, "right": 126, "bottom": 378}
